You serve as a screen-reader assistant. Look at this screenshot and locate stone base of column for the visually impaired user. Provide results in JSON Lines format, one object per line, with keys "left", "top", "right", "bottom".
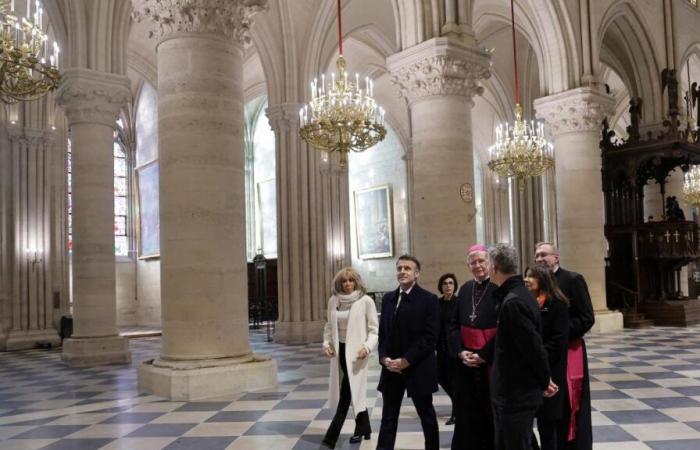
{"left": 273, "top": 320, "right": 325, "bottom": 345}
{"left": 590, "top": 309, "right": 624, "bottom": 334}
{"left": 138, "top": 354, "right": 277, "bottom": 401}
{"left": 5, "top": 329, "right": 61, "bottom": 351}
{"left": 62, "top": 336, "right": 130, "bottom": 366}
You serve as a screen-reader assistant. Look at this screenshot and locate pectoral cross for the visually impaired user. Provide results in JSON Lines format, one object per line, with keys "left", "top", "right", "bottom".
{"left": 469, "top": 311, "right": 477, "bottom": 322}
{"left": 665, "top": 230, "right": 671, "bottom": 243}
{"left": 673, "top": 230, "right": 680, "bottom": 243}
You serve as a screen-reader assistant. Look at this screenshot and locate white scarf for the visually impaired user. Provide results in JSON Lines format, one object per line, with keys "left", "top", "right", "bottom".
{"left": 336, "top": 290, "right": 363, "bottom": 308}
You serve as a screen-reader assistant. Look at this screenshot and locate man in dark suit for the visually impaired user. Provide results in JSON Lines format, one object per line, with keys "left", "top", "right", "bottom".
{"left": 466, "top": 243, "right": 555, "bottom": 450}
{"left": 377, "top": 254, "right": 440, "bottom": 450}
{"left": 535, "top": 242, "right": 595, "bottom": 450}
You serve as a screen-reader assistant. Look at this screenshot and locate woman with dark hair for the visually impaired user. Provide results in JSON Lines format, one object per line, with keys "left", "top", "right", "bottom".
{"left": 524, "top": 265, "right": 570, "bottom": 450}
{"left": 437, "top": 273, "right": 459, "bottom": 425}
{"left": 321, "top": 267, "right": 379, "bottom": 449}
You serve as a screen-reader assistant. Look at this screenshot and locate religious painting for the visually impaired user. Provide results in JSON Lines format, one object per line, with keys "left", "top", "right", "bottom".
{"left": 353, "top": 184, "right": 393, "bottom": 259}
{"left": 136, "top": 160, "right": 160, "bottom": 259}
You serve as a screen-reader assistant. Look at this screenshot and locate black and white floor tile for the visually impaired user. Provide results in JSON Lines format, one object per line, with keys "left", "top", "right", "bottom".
{"left": 1, "top": 326, "right": 700, "bottom": 449}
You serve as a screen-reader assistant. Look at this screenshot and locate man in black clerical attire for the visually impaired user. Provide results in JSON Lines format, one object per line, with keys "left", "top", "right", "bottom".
{"left": 377, "top": 255, "right": 440, "bottom": 450}
{"left": 536, "top": 242, "right": 594, "bottom": 450}
{"left": 448, "top": 244, "right": 498, "bottom": 450}
{"left": 467, "top": 243, "right": 555, "bottom": 450}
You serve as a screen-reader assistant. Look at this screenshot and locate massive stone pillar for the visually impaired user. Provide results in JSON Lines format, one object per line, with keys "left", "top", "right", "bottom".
{"left": 134, "top": 0, "right": 276, "bottom": 400}
{"left": 267, "top": 103, "right": 350, "bottom": 344}
{"left": 2, "top": 126, "right": 61, "bottom": 350}
{"left": 535, "top": 87, "right": 623, "bottom": 333}
{"left": 388, "top": 37, "right": 490, "bottom": 289}
{"left": 56, "top": 68, "right": 131, "bottom": 365}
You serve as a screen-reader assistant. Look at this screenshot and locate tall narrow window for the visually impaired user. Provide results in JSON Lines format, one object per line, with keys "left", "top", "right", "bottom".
{"left": 67, "top": 134, "right": 72, "bottom": 253}
{"left": 114, "top": 122, "right": 129, "bottom": 256}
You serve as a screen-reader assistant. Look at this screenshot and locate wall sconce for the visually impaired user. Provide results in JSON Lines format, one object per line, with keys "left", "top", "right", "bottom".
{"left": 26, "top": 248, "right": 43, "bottom": 270}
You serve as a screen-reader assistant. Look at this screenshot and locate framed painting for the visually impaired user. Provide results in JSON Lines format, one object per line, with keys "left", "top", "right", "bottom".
{"left": 136, "top": 160, "right": 160, "bottom": 259}
{"left": 353, "top": 184, "right": 393, "bottom": 259}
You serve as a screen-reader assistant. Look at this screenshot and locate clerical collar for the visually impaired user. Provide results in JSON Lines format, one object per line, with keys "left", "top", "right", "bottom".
{"left": 475, "top": 277, "right": 489, "bottom": 285}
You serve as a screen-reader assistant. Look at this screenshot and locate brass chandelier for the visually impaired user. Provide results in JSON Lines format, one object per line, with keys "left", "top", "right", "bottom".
{"left": 487, "top": 0, "right": 553, "bottom": 188}
{"left": 0, "top": 0, "right": 60, "bottom": 104}
{"left": 299, "top": 0, "right": 386, "bottom": 166}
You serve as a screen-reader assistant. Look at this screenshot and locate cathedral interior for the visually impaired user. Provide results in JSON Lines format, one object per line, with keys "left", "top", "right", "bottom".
{"left": 2, "top": 0, "right": 700, "bottom": 448}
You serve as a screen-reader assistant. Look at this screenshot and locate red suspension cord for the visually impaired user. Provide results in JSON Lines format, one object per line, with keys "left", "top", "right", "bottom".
{"left": 510, "top": 0, "right": 520, "bottom": 105}
{"left": 337, "top": 0, "right": 343, "bottom": 55}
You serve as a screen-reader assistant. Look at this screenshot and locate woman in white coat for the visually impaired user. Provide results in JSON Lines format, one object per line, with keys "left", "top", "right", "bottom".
{"left": 321, "top": 267, "right": 379, "bottom": 449}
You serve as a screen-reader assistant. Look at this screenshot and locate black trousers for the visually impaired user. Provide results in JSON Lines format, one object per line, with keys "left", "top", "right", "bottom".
{"left": 451, "top": 363, "right": 494, "bottom": 450}
{"left": 436, "top": 349, "right": 457, "bottom": 417}
{"left": 324, "top": 343, "right": 363, "bottom": 446}
{"left": 493, "top": 405, "right": 537, "bottom": 450}
{"left": 377, "top": 374, "right": 439, "bottom": 450}
{"left": 533, "top": 417, "right": 558, "bottom": 450}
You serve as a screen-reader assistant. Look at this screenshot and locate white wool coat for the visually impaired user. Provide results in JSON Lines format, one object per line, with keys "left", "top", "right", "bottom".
{"left": 323, "top": 294, "right": 379, "bottom": 417}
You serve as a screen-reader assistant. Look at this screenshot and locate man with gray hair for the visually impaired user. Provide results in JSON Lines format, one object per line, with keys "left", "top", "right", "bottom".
{"left": 466, "top": 243, "right": 555, "bottom": 450}
{"left": 535, "top": 242, "right": 594, "bottom": 450}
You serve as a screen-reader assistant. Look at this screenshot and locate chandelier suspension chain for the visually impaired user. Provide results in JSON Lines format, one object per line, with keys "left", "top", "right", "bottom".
{"left": 510, "top": 0, "right": 520, "bottom": 105}
{"left": 337, "top": 0, "right": 343, "bottom": 55}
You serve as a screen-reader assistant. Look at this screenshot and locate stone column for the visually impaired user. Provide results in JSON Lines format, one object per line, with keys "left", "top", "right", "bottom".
{"left": 56, "top": 68, "right": 131, "bottom": 365}
{"left": 134, "top": 0, "right": 276, "bottom": 400}
{"left": 388, "top": 37, "right": 490, "bottom": 289}
{"left": 534, "top": 87, "right": 623, "bottom": 333}
{"left": 266, "top": 103, "right": 350, "bottom": 344}
{"left": 2, "top": 126, "right": 61, "bottom": 350}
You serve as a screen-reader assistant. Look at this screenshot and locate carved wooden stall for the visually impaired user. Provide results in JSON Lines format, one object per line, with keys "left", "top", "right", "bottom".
{"left": 601, "top": 69, "right": 700, "bottom": 326}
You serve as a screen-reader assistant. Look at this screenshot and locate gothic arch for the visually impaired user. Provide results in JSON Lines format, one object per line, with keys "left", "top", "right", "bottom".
{"left": 597, "top": 1, "right": 663, "bottom": 124}
{"left": 44, "top": 0, "right": 131, "bottom": 73}
{"left": 472, "top": 0, "right": 575, "bottom": 96}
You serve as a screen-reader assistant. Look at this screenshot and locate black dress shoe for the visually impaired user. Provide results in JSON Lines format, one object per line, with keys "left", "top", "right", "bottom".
{"left": 321, "top": 437, "right": 336, "bottom": 449}
{"left": 445, "top": 416, "right": 456, "bottom": 425}
{"left": 349, "top": 432, "right": 371, "bottom": 444}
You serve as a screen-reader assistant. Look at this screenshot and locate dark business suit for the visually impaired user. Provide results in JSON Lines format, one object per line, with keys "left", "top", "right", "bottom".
{"left": 377, "top": 283, "right": 440, "bottom": 450}
{"left": 555, "top": 267, "right": 594, "bottom": 450}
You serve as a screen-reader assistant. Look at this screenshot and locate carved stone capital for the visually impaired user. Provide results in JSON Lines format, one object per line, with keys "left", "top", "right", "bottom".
{"left": 387, "top": 37, "right": 491, "bottom": 105}
{"left": 266, "top": 102, "right": 303, "bottom": 132}
{"left": 56, "top": 68, "right": 131, "bottom": 127}
{"left": 534, "top": 87, "right": 615, "bottom": 138}
{"left": 133, "top": 0, "right": 268, "bottom": 45}
{"left": 5, "top": 125, "right": 55, "bottom": 147}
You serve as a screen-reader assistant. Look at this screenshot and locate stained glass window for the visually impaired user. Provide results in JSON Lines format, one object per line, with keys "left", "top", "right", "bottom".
{"left": 67, "top": 135, "right": 72, "bottom": 253}
{"left": 113, "top": 128, "right": 129, "bottom": 256}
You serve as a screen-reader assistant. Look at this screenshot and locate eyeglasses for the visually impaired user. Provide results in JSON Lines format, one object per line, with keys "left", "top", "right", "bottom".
{"left": 468, "top": 260, "right": 487, "bottom": 267}
{"left": 535, "top": 252, "right": 553, "bottom": 258}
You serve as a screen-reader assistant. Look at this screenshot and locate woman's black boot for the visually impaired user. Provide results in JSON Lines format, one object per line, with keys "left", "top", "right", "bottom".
{"left": 349, "top": 410, "right": 371, "bottom": 444}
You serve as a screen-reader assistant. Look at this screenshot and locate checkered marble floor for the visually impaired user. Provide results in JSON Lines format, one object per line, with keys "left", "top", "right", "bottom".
{"left": 1, "top": 326, "right": 700, "bottom": 450}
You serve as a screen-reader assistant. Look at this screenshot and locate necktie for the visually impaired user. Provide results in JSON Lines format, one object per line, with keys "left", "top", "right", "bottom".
{"left": 395, "top": 291, "right": 406, "bottom": 316}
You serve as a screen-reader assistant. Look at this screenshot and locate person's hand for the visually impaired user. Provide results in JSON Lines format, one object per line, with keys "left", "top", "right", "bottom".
{"left": 384, "top": 357, "right": 406, "bottom": 373}
{"left": 324, "top": 346, "right": 335, "bottom": 358}
{"left": 465, "top": 353, "right": 485, "bottom": 368}
{"left": 394, "top": 358, "right": 410, "bottom": 370}
{"left": 544, "top": 379, "right": 559, "bottom": 398}
{"left": 357, "top": 347, "right": 369, "bottom": 360}
{"left": 459, "top": 350, "right": 471, "bottom": 366}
